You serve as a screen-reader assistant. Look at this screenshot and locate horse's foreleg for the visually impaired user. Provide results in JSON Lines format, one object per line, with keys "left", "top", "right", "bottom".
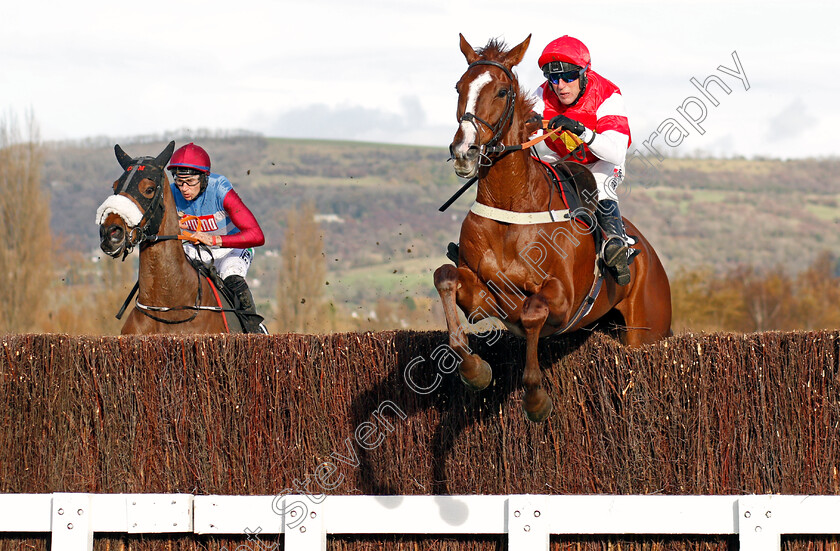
{"left": 520, "top": 293, "right": 553, "bottom": 422}
{"left": 434, "top": 264, "right": 493, "bottom": 391}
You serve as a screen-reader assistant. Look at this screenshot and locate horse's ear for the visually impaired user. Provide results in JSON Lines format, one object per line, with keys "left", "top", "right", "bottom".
{"left": 114, "top": 144, "right": 133, "bottom": 170}
{"left": 503, "top": 34, "right": 531, "bottom": 68}
{"left": 155, "top": 141, "right": 176, "bottom": 169}
{"left": 459, "top": 33, "right": 480, "bottom": 64}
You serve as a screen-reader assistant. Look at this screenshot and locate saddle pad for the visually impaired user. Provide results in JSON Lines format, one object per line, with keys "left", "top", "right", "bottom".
{"left": 535, "top": 158, "right": 583, "bottom": 213}
{"left": 186, "top": 255, "right": 244, "bottom": 333}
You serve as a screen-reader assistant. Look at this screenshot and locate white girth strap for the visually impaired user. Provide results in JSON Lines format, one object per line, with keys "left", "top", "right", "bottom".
{"left": 470, "top": 202, "right": 570, "bottom": 225}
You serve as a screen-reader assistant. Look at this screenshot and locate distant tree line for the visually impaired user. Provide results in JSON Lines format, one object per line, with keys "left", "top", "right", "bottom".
{"left": 0, "top": 111, "right": 52, "bottom": 333}
{"left": 45, "top": 128, "right": 263, "bottom": 150}
{"left": 671, "top": 251, "right": 840, "bottom": 333}
{"left": 3, "top": 117, "right": 840, "bottom": 336}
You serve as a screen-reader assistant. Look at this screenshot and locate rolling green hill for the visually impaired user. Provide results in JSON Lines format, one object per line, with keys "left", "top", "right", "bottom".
{"left": 43, "top": 135, "right": 840, "bottom": 331}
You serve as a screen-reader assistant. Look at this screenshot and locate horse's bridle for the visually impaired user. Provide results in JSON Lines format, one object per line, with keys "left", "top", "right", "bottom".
{"left": 441, "top": 58, "right": 586, "bottom": 212}
{"left": 458, "top": 60, "right": 518, "bottom": 162}
{"left": 109, "top": 158, "right": 220, "bottom": 325}
{"left": 111, "top": 157, "right": 168, "bottom": 260}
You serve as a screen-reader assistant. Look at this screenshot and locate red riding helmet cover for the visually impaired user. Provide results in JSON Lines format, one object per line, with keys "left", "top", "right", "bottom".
{"left": 538, "top": 36, "right": 591, "bottom": 71}
{"left": 168, "top": 143, "right": 211, "bottom": 174}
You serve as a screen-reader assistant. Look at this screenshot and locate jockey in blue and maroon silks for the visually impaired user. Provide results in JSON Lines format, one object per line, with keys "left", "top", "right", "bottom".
{"left": 168, "top": 142, "right": 267, "bottom": 333}
{"left": 532, "top": 35, "right": 633, "bottom": 285}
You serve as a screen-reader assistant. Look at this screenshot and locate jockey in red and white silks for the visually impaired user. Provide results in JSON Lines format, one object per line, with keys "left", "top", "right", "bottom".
{"left": 532, "top": 71, "right": 630, "bottom": 203}
{"left": 532, "top": 35, "right": 633, "bottom": 285}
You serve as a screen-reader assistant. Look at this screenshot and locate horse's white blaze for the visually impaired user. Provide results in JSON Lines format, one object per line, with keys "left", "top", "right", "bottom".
{"left": 96, "top": 194, "right": 144, "bottom": 227}
{"left": 455, "top": 71, "right": 493, "bottom": 157}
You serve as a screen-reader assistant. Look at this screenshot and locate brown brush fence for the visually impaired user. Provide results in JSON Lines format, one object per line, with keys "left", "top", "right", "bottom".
{"left": 1, "top": 330, "right": 839, "bottom": 550}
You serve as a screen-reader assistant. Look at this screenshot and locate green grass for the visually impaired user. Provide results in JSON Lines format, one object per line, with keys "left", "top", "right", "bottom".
{"left": 805, "top": 203, "right": 840, "bottom": 222}
{"left": 662, "top": 157, "right": 785, "bottom": 175}
{"left": 691, "top": 190, "right": 730, "bottom": 203}
{"left": 264, "top": 136, "right": 444, "bottom": 151}
{"left": 329, "top": 256, "right": 444, "bottom": 300}
{"left": 646, "top": 187, "right": 732, "bottom": 214}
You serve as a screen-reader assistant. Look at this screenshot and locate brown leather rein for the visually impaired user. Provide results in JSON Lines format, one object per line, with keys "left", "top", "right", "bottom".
{"left": 439, "top": 122, "right": 584, "bottom": 212}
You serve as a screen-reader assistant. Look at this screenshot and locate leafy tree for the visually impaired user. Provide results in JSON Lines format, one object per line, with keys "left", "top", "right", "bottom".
{"left": 0, "top": 112, "right": 52, "bottom": 333}
{"left": 670, "top": 267, "right": 745, "bottom": 332}
{"left": 671, "top": 253, "right": 840, "bottom": 333}
{"left": 274, "top": 202, "right": 330, "bottom": 333}
{"left": 726, "top": 266, "right": 796, "bottom": 332}
{"left": 793, "top": 251, "right": 840, "bottom": 330}
{"left": 40, "top": 249, "right": 136, "bottom": 335}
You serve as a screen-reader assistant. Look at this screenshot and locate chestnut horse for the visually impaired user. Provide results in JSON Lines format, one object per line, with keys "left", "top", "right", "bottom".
{"left": 97, "top": 141, "right": 236, "bottom": 334}
{"left": 435, "top": 35, "right": 671, "bottom": 421}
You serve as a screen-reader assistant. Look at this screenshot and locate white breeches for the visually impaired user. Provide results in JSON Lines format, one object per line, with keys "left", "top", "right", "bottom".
{"left": 534, "top": 141, "right": 625, "bottom": 202}
{"left": 588, "top": 159, "right": 626, "bottom": 202}
{"left": 183, "top": 244, "right": 253, "bottom": 280}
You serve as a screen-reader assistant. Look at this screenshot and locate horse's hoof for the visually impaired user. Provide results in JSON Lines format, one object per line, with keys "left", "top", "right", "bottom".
{"left": 611, "top": 263, "right": 631, "bottom": 286}
{"left": 523, "top": 389, "right": 553, "bottom": 422}
{"left": 459, "top": 355, "right": 492, "bottom": 391}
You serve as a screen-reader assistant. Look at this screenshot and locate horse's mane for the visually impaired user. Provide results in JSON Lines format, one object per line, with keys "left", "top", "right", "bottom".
{"left": 475, "top": 38, "right": 509, "bottom": 60}
{"left": 475, "top": 38, "right": 539, "bottom": 140}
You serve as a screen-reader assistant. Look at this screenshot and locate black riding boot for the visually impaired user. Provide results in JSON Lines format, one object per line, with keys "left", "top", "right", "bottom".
{"left": 595, "top": 199, "right": 631, "bottom": 286}
{"left": 223, "top": 275, "right": 267, "bottom": 334}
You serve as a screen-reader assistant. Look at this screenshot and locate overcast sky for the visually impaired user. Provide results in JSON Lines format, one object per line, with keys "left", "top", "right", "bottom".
{"left": 3, "top": 0, "right": 838, "bottom": 159}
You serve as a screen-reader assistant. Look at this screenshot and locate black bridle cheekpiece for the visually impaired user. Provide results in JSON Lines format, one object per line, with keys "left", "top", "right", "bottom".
{"left": 459, "top": 60, "right": 518, "bottom": 155}
{"left": 112, "top": 141, "right": 175, "bottom": 257}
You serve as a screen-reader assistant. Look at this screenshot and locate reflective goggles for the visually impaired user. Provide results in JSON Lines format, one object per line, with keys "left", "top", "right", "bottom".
{"left": 543, "top": 62, "right": 589, "bottom": 85}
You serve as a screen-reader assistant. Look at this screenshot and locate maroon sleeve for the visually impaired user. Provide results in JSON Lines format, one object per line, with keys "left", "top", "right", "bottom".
{"left": 219, "top": 189, "right": 265, "bottom": 249}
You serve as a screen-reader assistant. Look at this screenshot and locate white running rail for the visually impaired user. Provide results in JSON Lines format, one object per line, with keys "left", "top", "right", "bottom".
{"left": 2, "top": 493, "right": 840, "bottom": 551}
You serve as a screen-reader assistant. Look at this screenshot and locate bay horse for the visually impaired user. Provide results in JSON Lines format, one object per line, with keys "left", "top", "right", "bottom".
{"left": 435, "top": 35, "right": 672, "bottom": 421}
{"left": 97, "top": 141, "right": 237, "bottom": 334}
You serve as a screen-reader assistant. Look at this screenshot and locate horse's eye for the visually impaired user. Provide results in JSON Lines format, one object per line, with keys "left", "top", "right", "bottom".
{"left": 498, "top": 88, "right": 509, "bottom": 98}
{"left": 141, "top": 183, "right": 156, "bottom": 198}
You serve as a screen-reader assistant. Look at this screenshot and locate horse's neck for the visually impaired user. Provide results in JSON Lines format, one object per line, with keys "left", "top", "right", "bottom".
{"left": 137, "top": 192, "right": 198, "bottom": 303}
{"left": 138, "top": 241, "right": 196, "bottom": 295}
{"left": 475, "top": 151, "right": 548, "bottom": 211}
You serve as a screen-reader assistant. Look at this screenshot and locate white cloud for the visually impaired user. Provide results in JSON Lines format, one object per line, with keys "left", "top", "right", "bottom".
{"left": 2, "top": 0, "right": 839, "bottom": 158}
{"left": 766, "top": 98, "right": 817, "bottom": 141}
{"left": 254, "top": 95, "right": 449, "bottom": 146}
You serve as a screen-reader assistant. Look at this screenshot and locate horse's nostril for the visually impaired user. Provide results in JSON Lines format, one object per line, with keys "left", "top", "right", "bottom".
{"left": 108, "top": 226, "right": 123, "bottom": 242}
{"left": 450, "top": 142, "right": 479, "bottom": 161}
